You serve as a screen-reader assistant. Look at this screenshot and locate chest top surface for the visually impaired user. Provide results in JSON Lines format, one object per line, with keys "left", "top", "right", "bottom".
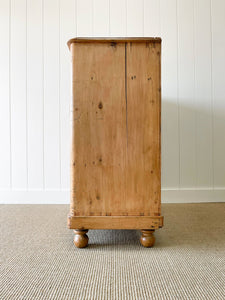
{"left": 67, "top": 37, "right": 161, "bottom": 49}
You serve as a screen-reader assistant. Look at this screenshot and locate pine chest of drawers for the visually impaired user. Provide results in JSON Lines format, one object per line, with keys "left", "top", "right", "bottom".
{"left": 67, "top": 38, "right": 163, "bottom": 248}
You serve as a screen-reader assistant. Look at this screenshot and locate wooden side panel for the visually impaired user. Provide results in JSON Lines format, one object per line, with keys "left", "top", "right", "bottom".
{"left": 126, "top": 42, "right": 161, "bottom": 216}
{"left": 70, "top": 41, "right": 161, "bottom": 217}
{"left": 71, "top": 42, "right": 126, "bottom": 216}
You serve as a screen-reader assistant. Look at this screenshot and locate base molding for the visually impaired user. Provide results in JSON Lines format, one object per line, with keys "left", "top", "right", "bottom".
{"left": 0, "top": 189, "right": 224, "bottom": 204}
{"left": 68, "top": 215, "right": 164, "bottom": 230}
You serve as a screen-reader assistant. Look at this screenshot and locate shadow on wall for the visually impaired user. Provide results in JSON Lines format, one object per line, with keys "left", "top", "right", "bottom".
{"left": 161, "top": 98, "right": 225, "bottom": 188}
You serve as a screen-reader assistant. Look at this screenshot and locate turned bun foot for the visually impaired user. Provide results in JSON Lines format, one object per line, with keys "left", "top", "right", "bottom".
{"left": 74, "top": 229, "right": 89, "bottom": 248}
{"left": 140, "top": 230, "right": 155, "bottom": 247}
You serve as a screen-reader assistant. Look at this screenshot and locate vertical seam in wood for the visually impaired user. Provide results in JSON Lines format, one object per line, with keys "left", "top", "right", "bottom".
{"left": 125, "top": 42, "right": 128, "bottom": 149}
{"left": 125, "top": 42, "right": 128, "bottom": 213}
{"left": 159, "top": 44, "right": 161, "bottom": 215}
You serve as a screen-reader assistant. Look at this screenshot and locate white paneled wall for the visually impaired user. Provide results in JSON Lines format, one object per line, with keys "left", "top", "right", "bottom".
{"left": 0, "top": 0, "right": 225, "bottom": 203}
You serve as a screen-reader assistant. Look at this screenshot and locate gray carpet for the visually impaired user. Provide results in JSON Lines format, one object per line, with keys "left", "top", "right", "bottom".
{"left": 0, "top": 203, "right": 224, "bottom": 300}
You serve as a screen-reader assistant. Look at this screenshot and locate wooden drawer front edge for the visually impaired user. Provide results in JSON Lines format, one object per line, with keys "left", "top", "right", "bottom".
{"left": 68, "top": 215, "right": 163, "bottom": 230}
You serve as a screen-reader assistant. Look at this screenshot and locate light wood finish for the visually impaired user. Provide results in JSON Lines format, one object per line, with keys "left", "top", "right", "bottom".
{"left": 68, "top": 38, "right": 163, "bottom": 247}
{"left": 126, "top": 41, "right": 161, "bottom": 215}
{"left": 67, "top": 37, "right": 161, "bottom": 49}
{"left": 68, "top": 216, "right": 163, "bottom": 230}
{"left": 140, "top": 230, "right": 155, "bottom": 247}
{"left": 74, "top": 230, "right": 89, "bottom": 248}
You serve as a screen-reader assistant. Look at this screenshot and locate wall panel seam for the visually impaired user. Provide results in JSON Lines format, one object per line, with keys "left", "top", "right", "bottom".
{"left": 59, "top": 0, "right": 62, "bottom": 189}
{"left": 210, "top": 0, "right": 215, "bottom": 189}
{"left": 9, "top": 0, "right": 12, "bottom": 189}
{"left": 109, "top": 0, "right": 111, "bottom": 36}
{"left": 42, "top": 0, "right": 45, "bottom": 189}
{"left": 159, "top": 0, "right": 161, "bottom": 37}
{"left": 25, "top": 0, "right": 28, "bottom": 190}
{"left": 176, "top": 0, "right": 181, "bottom": 189}
{"left": 142, "top": 0, "right": 144, "bottom": 36}
{"left": 126, "top": 0, "right": 127, "bottom": 36}
{"left": 192, "top": 0, "right": 197, "bottom": 188}
{"left": 75, "top": 0, "right": 77, "bottom": 37}
{"left": 91, "top": 0, "right": 92, "bottom": 36}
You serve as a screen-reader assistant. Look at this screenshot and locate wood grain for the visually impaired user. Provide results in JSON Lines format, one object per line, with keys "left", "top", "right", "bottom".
{"left": 69, "top": 39, "right": 162, "bottom": 230}
{"left": 67, "top": 37, "right": 161, "bottom": 49}
{"left": 70, "top": 42, "right": 127, "bottom": 217}
{"left": 126, "top": 41, "right": 161, "bottom": 216}
{"left": 68, "top": 215, "right": 163, "bottom": 230}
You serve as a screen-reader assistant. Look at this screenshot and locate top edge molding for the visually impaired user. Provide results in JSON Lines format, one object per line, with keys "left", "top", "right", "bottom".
{"left": 67, "top": 37, "right": 162, "bottom": 49}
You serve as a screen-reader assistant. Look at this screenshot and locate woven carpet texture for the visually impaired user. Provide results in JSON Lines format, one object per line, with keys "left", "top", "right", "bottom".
{"left": 0, "top": 204, "right": 224, "bottom": 300}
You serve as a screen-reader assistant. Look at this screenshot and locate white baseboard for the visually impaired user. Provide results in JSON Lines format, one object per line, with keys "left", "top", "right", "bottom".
{"left": 161, "top": 189, "right": 225, "bottom": 203}
{"left": 0, "top": 189, "right": 224, "bottom": 204}
{"left": 0, "top": 190, "right": 70, "bottom": 204}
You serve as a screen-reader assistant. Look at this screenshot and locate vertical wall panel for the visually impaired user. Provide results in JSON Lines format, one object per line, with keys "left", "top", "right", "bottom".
{"left": 160, "top": 0, "right": 180, "bottom": 188}
{"left": 110, "top": 0, "right": 126, "bottom": 36}
{"left": 211, "top": 0, "right": 225, "bottom": 187}
{"left": 194, "top": 0, "right": 213, "bottom": 187}
{"left": 27, "top": 0, "right": 43, "bottom": 189}
{"left": 0, "top": 0, "right": 11, "bottom": 189}
{"left": 127, "top": 0, "right": 144, "bottom": 36}
{"left": 1, "top": 0, "right": 225, "bottom": 202}
{"left": 144, "top": 0, "right": 160, "bottom": 36}
{"left": 11, "top": 0, "right": 27, "bottom": 189}
{"left": 77, "top": 0, "right": 93, "bottom": 36}
{"left": 43, "top": 0, "right": 61, "bottom": 189}
{"left": 60, "top": 0, "right": 76, "bottom": 189}
{"left": 177, "top": 0, "right": 196, "bottom": 188}
{"left": 93, "top": 0, "right": 109, "bottom": 36}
